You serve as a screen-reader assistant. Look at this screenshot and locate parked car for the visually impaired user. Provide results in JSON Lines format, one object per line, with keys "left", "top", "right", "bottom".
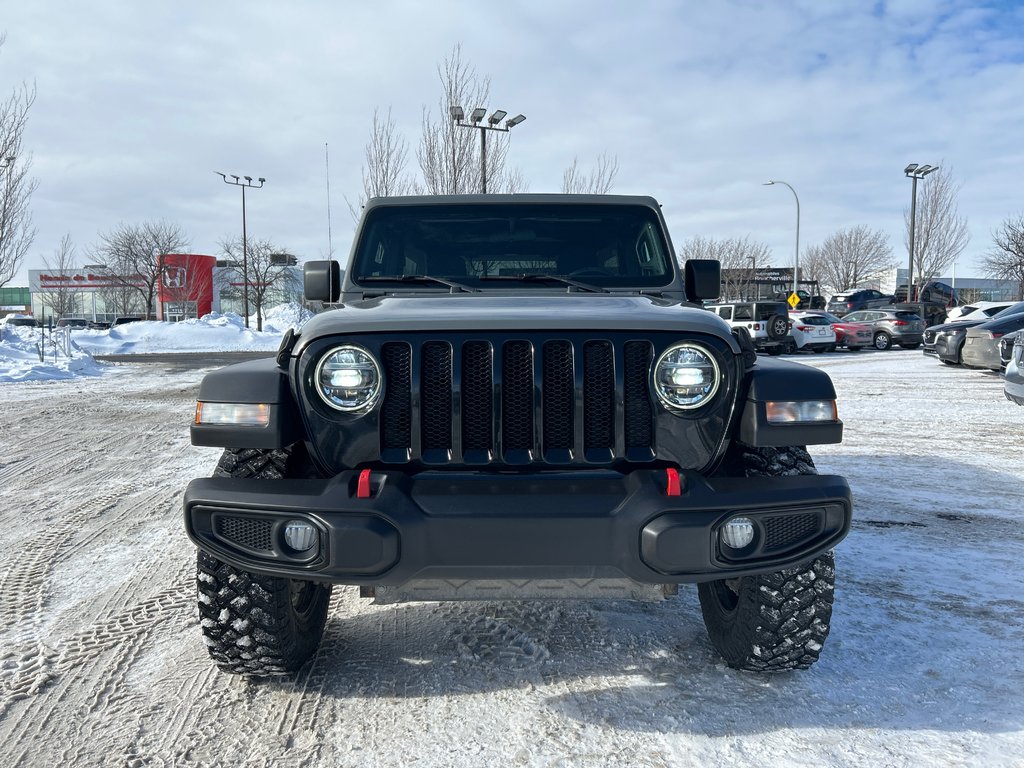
{"left": 926, "top": 301, "right": 1024, "bottom": 365}
{"left": 704, "top": 300, "right": 794, "bottom": 355}
{"left": 841, "top": 308, "right": 926, "bottom": 350}
{"left": 56, "top": 317, "right": 89, "bottom": 329}
{"left": 826, "top": 289, "right": 895, "bottom": 317}
{"left": 88, "top": 319, "right": 111, "bottom": 330}
{"left": 894, "top": 281, "right": 957, "bottom": 305}
{"left": 773, "top": 289, "right": 825, "bottom": 310}
{"left": 111, "top": 316, "right": 143, "bottom": 326}
{"left": 961, "top": 312, "right": 1024, "bottom": 371}
{"left": 999, "top": 329, "right": 1024, "bottom": 369}
{"left": 1004, "top": 333, "right": 1024, "bottom": 405}
{"left": 814, "top": 311, "right": 873, "bottom": 350}
{"left": 788, "top": 311, "right": 837, "bottom": 353}
{"left": 946, "top": 301, "right": 1015, "bottom": 322}
{"left": 1, "top": 314, "right": 38, "bottom": 328}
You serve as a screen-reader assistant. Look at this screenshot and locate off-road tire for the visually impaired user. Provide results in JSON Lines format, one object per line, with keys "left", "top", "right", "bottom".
{"left": 698, "top": 445, "right": 835, "bottom": 672}
{"left": 196, "top": 447, "right": 333, "bottom": 676}
{"left": 766, "top": 315, "right": 789, "bottom": 341}
{"left": 873, "top": 331, "right": 892, "bottom": 350}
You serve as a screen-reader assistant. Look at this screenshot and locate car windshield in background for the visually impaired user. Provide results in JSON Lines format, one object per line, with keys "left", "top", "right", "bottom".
{"left": 351, "top": 203, "right": 675, "bottom": 289}
{"left": 797, "top": 315, "right": 830, "bottom": 326}
{"left": 993, "top": 301, "right": 1024, "bottom": 318}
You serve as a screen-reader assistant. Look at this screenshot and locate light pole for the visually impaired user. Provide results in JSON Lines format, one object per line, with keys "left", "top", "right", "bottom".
{"left": 216, "top": 172, "right": 265, "bottom": 328}
{"left": 764, "top": 180, "right": 800, "bottom": 297}
{"left": 904, "top": 163, "right": 938, "bottom": 302}
{"left": 748, "top": 254, "right": 757, "bottom": 300}
{"left": 451, "top": 106, "right": 525, "bottom": 194}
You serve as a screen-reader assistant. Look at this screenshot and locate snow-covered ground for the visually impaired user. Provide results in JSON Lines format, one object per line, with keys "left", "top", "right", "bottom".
{"left": 0, "top": 345, "right": 1021, "bottom": 767}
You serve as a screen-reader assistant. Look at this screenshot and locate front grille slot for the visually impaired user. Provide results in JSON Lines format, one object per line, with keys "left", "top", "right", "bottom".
{"left": 501, "top": 341, "right": 535, "bottom": 455}
{"left": 378, "top": 335, "right": 657, "bottom": 465}
{"left": 421, "top": 342, "right": 453, "bottom": 458}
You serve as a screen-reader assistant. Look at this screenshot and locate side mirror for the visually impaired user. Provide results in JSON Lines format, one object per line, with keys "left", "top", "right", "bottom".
{"left": 304, "top": 260, "right": 341, "bottom": 302}
{"left": 684, "top": 259, "right": 721, "bottom": 303}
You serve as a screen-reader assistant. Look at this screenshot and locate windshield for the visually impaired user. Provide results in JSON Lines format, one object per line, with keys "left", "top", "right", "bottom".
{"left": 993, "top": 301, "right": 1024, "bottom": 319}
{"left": 351, "top": 203, "right": 675, "bottom": 289}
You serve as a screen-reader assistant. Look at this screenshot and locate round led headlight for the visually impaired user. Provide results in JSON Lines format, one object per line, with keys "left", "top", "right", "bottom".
{"left": 314, "top": 345, "right": 382, "bottom": 412}
{"left": 654, "top": 343, "right": 721, "bottom": 410}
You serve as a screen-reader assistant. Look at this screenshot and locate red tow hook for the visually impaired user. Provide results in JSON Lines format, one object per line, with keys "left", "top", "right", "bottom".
{"left": 356, "top": 469, "right": 373, "bottom": 499}
{"left": 665, "top": 468, "right": 681, "bottom": 496}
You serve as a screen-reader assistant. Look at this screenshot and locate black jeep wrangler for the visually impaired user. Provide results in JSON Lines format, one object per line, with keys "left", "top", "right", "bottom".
{"left": 185, "top": 195, "right": 851, "bottom": 676}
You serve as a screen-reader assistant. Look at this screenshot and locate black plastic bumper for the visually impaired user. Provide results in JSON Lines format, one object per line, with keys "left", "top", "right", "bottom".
{"left": 184, "top": 469, "right": 851, "bottom": 585}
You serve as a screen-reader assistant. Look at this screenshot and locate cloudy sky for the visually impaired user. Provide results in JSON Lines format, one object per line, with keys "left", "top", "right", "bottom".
{"left": 3, "top": 1, "right": 1023, "bottom": 285}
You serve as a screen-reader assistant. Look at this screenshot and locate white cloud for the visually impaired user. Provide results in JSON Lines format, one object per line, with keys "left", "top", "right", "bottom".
{"left": 3, "top": 0, "right": 1024, "bottom": 283}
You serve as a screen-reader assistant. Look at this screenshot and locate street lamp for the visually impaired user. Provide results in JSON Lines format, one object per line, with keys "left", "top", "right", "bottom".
{"left": 764, "top": 180, "right": 800, "bottom": 297}
{"left": 451, "top": 106, "right": 526, "bottom": 194}
{"left": 216, "top": 172, "right": 265, "bottom": 328}
{"left": 904, "top": 163, "right": 939, "bottom": 302}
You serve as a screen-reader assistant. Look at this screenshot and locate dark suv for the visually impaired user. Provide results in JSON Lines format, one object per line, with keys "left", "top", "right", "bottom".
{"left": 184, "top": 195, "right": 851, "bottom": 677}
{"left": 826, "top": 289, "right": 895, "bottom": 317}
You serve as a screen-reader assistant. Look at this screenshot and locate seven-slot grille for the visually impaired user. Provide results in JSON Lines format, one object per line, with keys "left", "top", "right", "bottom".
{"left": 378, "top": 337, "right": 656, "bottom": 465}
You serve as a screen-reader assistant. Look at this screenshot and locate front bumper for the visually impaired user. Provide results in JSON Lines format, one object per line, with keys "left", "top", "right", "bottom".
{"left": 185, "top": 468, "right": 851, "bottom": 586}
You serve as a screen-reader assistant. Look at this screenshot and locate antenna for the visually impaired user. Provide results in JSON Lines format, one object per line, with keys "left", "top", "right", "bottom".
{"left": 325, "top": 142, "right": 333, "bottom": 258}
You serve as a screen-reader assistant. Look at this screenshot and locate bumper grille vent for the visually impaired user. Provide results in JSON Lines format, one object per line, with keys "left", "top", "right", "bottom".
{"left": 215, "top": 516, "right": 273, "bottom": 553}
{"left": 763, "top": 513, "right": 821, "bottom": 553}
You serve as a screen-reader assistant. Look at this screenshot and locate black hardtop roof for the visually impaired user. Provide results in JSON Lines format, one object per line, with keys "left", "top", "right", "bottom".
{"left": 362, "top": 194, "right": 662, "bottom": 210}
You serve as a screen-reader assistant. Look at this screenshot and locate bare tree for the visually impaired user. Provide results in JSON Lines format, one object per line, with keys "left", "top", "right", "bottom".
{"left": 903, "top": 165, "right": 969, "bottom": 296}
{"left": 417, "top": 44, "right": 526, "bottom": 195}
{"left": 982, "top": 214, "right": 1024, "bottom": 300}
{"left": 219, "top": 237, "right": 299, "bottom": 331}
{"left": 0, "top": 34, "right": 38, "bottom": 287}
{"left": 346, "top": 107, "right": 414, "bottom": 221}
{"left": 679, "top": 235, "right": 771, "bottom": 300}
{"left": 561, "top": 154, "right": 619, "bottom": 194}
{"left": 802, "top": 226, "right": 895, "bottom": 297}
{"left": 36, "top": 234, "right": 82, "bottom": 320}
{"left": 94, "top": 220, "right": 190, "bottom": 317}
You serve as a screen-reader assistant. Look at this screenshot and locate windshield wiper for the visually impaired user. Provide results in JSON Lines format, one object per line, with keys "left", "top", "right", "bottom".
{"left": 358, "top": 275, "right": 479, "bottom": 293}
{"left": 479, "top": 274, "right": 609, "bottom": 293}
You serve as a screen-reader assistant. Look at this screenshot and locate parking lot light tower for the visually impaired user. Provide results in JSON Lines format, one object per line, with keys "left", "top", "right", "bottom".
{"left": 764, "top": 180, "right": 800, "bottom": 297}
{"left": 216, "top": 172, "right": 266, "bottom": 328}
{"left": 904, "top": 163, "right": 938, "bottom": 302}
{"left": 451, "top": 107, "right": 526, "bottom": 193}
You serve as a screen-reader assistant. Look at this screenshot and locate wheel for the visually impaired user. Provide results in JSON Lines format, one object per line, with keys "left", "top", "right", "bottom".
{"left": 784, "top": 340, "right": 797, "bottom": 355}
{"left": 698, "top": 446, "right": 836, "bottom": 672}
{"left": 196, "top": 447, "right": 333, "bottom": 676}
{"left": 900, "top": 342, "right": 921, "bottom": 350}
{"left": 873, "top": 332, "right": 892, "bottom": 350}
{"left": 766, "top": 315, "right": 789, "bottom": 341}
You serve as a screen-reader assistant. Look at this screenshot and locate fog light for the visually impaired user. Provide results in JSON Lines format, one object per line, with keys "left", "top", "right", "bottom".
{"left": 283, "top": 520, "right": 318, "bottom": 552}
{"left": 720, "top": 517, "right": 755, "bottom": 549}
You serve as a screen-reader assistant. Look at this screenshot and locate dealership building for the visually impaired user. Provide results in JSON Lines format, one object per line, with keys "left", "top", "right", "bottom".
{"left": 26, "top": 253, "right": 301, "bottom": 324}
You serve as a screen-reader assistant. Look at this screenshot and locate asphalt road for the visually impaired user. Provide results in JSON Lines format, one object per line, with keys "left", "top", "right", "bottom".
{"left": 95, "top": 351, "right": 273, "bottom": 370}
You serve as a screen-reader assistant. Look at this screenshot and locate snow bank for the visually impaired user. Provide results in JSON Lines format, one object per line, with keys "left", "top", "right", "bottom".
{"left": 0, "top": 324, "right": 106, "bottom": 382}
{"left": 0, "top": 303, "right": 312, "bottom": 383}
